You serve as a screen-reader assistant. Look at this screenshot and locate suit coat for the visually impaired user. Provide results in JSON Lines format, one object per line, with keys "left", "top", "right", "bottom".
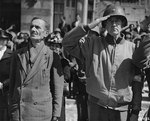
{"left": 9, "top": 42, "right": 64, "bottom": 121}
{"left": 0, "top": 48, "right": 12, "bottom": 108}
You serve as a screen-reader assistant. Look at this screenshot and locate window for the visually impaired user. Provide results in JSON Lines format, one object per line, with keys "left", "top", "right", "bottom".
{"left": 72, "top": 0, "right": 75, "bottom": 7}
{"left": 66, "top": 0, "right": 70, "bottom": 7}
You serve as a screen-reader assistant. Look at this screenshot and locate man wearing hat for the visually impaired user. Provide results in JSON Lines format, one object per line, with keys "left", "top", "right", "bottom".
{"left": 62, "top": 4, "right": 142, "bottom": 121}
{"left": 0, "top": 30, "right": 13, "bottom": 121}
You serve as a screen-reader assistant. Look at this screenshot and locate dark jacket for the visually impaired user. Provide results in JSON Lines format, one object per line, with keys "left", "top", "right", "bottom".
{"left": 0, "top": 48, "right": 12, "bottom": 108}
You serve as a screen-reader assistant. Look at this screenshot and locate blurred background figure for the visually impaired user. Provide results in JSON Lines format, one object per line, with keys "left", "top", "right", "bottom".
{"left": 58, "top": 16, "right": 71, "bottom": 38}
{"left": 0, "top": 30, "right": 13, "bottom": 121}
{"left": 72, "top": 13, "right": 82, "bottom": 28}
{"left": 121, "top": 24, "right": 135, "bottom": 42}
{"left": 45, "top": 28, "right": 70, "bottom": 121}
{"left": 145, "top": 23, "right": 150, "bottom": 35}
{"left": 134, "top": 21, "right": 144, "bottom": 35}
{"left": 13, "top": 32, "right": 29, "bottom": 50}
{"left": 124, "top": 32, "right": 132, "bottom": 42}
{"left": 46, "top": 28, "right": 62, "bottom": 54}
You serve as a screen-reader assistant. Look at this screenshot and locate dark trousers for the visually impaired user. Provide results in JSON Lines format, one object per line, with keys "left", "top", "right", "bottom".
{"left": 0, "top": 108, "right": 10, "bottom": 121}
{"left": 87, "top": 100, "right": 128, "bottom": 121}
{"left": 59, "top": 96, "right": 65, "bottom": 121}
{"left": 76, "top": 93, "right": 88, "bottom": 121}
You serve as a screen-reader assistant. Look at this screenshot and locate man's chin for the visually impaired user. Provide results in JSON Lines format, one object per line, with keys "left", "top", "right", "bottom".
{"left": 30, "top": 37, "right": 40, "bottom": 41}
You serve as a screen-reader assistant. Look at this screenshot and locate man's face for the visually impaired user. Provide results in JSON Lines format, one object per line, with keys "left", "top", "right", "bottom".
{"left": 105, "top": 16, "right": 122, "bottom": 37}
{"left": 30, "top": 19, "right": 48, "bottom": 41}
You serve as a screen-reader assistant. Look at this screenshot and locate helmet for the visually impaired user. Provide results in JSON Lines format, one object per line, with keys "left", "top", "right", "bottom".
{"left": 102, "top": 4, "right": 127, "bottom": 28}
{"left": 0, "top": 30, "right": 12, "bottom": 40}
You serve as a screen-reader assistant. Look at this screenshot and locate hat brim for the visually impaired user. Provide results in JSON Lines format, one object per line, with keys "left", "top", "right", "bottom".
{"left": 102, "top": 15, "right": 127, "bottom": 28}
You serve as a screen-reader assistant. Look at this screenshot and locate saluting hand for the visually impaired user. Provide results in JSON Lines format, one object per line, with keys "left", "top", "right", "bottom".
{"left": 88, "top": 15, "right": 110, "bottom": 29}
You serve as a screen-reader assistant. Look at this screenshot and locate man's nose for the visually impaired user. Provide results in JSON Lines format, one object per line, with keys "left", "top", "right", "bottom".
{"left": 112, "top": 21, "right": 117, "bottom": 26}
{"left": 31, "top": 26, "right": 36, "bottom": 31}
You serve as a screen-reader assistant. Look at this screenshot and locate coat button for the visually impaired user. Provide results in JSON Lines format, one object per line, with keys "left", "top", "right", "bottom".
{"left": 22, "top": 84, "right": 28, "bottom": 87}
{"left": 33, "top": 102, "right": 37, "bottom": 105}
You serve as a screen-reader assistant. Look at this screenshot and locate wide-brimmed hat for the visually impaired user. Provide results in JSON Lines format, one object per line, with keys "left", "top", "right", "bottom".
{"left": 0, "top": 30, "right": 12, "bottom": 40}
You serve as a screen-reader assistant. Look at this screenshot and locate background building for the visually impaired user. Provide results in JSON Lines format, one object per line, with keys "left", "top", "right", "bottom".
{"left": 0, "top": 0, "right": 149, "bottom": 33}
{"left": 93, "top": 0, "right": 150, "bottom": 25}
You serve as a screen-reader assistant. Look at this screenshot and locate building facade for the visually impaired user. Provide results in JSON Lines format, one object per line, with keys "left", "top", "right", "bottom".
{"left": 0, "top": 0, "right": 149, "bottom": 33}
{"left": 93, "top": 0, "right": 150, "bottom": 25}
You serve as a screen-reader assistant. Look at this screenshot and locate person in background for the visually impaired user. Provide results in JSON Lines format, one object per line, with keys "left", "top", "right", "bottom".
{"left": 62, "top": 4, "right": 143, "bottom": 121}
{"left": 145, "top": 23, "right": 150, "bottom": 35}
{"left": 0, "top": 30, "right": 13, "bottom": 121}
{"left": 9, "top": 17, "right": 64, "bottom": 121}
{"left": 124, "top": 32, "right": 132, "bottom": 42}
{"left": 121, "top": 24, "right": 135, "bottom": 42}
{"left": 14, "top": 32, "right": 29, "bottom": 50}
{"left": 58, "top": 16, "right": 71, "bottom": 38}
{"left": 133, "top": 21, "right": 144, "bottom": 35}
{"left": 132, "top": 19, "right": 150, "bottom": 121}
{"left": 6, "top": 24, "right": 17, "bottom": 51}
{"left": 72, "top": 13, "right": 82, "bottom": 29}
{"left": 45, "top": 29, "right": 70, "bottom": 121}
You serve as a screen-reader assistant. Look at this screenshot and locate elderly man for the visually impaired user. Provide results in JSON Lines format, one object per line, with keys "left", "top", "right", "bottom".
{"left": 62, "top": 4, "right": 142, "bottom": 121}
{"left": 9, "top": 17, "right": 64, "bottom": 121}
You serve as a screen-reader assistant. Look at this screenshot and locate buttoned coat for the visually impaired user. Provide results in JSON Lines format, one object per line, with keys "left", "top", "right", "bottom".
{"left": 9, "top": 43, "right": 64, "bottom": 121}
{"left": 0, "top": 48, "right": 12, "bottom": 107}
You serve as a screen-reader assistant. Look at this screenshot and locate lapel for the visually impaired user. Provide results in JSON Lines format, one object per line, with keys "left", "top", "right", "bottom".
{"left": 17, "top": 47, "right": 29, "bottom": 76}
{"left": 23, "top": 44, "right": 48, "bottom": 84}
{"left": 1, "top": 48, "right": 12, "bottom": 59}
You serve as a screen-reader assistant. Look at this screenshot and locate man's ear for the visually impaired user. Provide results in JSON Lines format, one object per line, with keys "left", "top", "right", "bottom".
{"left": 44, "top": 30, "right": 49, "bottom": 37}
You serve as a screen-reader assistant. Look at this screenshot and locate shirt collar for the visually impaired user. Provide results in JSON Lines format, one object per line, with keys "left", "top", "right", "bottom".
{"left": 105, "top": 33, "right": 125, "bottom": 45}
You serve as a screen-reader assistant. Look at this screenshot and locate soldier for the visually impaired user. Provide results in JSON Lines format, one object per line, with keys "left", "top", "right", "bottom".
{"left": 62, "top": 4, "right": 143, "bottom": 121}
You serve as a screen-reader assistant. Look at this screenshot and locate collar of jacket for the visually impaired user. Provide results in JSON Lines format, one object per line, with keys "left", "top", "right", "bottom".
{"left": 105, "top": 33, "right": 125, "bottom": 45}
{"left": 1, "top": 48, "right": 12, "bottom": 60}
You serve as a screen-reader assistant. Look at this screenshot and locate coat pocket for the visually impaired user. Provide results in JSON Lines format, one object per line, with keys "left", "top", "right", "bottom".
{"left": 41, "top": 69, "right": 50, "bottom": 84}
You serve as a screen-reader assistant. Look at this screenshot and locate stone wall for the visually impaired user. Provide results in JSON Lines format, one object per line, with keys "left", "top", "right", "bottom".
{"left": 21, "top": 0, "right": 53, "bottom": 33}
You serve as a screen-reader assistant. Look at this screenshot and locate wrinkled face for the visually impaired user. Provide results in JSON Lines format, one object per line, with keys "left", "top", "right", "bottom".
{"left": 105, "top": 16, "right": 123, "bottom": 37}
{"left": 30, "top": 19, "right": 48, "bottom": 42}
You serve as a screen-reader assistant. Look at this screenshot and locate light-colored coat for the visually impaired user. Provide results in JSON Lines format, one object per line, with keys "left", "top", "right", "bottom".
{"left": 9, "top": 43, "right": 64, "bottom": 121}
{"left": 62, "top": 26, "right": 136, "bottom": 110}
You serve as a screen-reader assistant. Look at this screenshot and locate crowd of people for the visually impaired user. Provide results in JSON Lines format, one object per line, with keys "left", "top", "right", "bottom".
{"left": 0, "top": 3, "right": 150, "bottom": 121}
